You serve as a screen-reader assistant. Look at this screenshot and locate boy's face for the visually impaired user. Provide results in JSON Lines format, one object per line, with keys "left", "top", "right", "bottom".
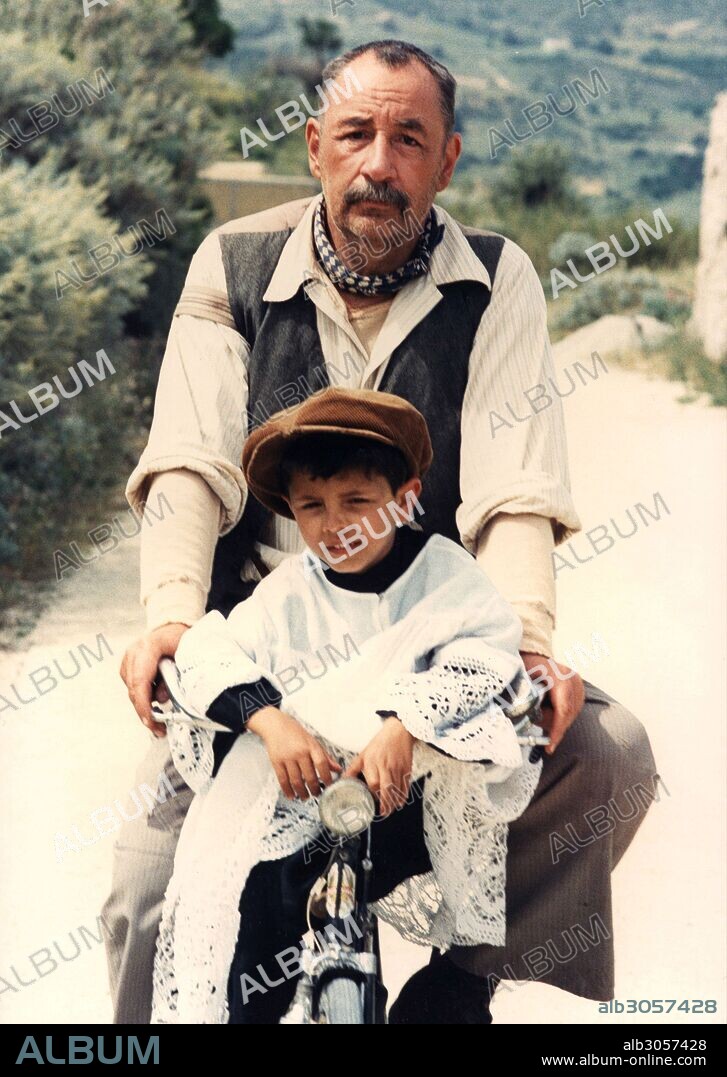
{"left": 285, "top": 467, "right": 423, "bottom": 574}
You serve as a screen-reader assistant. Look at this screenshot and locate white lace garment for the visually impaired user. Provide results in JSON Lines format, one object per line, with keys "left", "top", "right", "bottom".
{"left": 152, "top": 533, "right": 543, "bottom": 1024}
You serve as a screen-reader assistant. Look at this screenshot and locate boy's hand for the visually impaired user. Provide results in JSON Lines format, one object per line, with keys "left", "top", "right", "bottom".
{"left": 247, "top": 707, "right": 342, "bottom": 800}
{"left": 343, "top": 717, "right": 415, "bottom": 817}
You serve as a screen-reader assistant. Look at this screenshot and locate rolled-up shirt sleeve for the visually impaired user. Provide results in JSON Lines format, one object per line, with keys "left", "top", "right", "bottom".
{"left": 457, "top": 238, "right": 582, "bottom": 553}
{"left": 476, "top": 512, "right": 557, "bottom": 659}
{"left": 140, "top": 469, "right": 221, "bottom": 631}
{"left": 125, "top": 232, "right": 249, "bottom": 536}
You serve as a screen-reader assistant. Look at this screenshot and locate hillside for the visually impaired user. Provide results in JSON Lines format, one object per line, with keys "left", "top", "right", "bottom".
{"left": 219, "top": 0, "right": 727, "bottom": 221}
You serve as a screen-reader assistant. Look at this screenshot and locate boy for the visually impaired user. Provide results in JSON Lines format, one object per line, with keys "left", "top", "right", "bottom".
{"left": 152, "top": 387, "right": 542, "bottom": 1025}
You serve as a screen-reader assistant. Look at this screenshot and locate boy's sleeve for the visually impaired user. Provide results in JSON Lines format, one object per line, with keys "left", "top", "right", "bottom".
{"left": 174, "top": 595, "right": 276, "bottom": 717}
{"left": 207, "top": 676, "right": 283, "bottom": 733}
{"left": 166, "top": 668, "right": 283, "bottom": 796}
{"left": 166, "top": 592, "right": 279, "bottom": 790}
{"left": 205, "top": 675, "right": 284, "bottom": 779}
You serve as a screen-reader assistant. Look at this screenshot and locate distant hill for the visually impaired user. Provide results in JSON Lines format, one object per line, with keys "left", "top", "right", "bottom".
{"left": 220, "top": 0, "right": 727, "bottom": 220}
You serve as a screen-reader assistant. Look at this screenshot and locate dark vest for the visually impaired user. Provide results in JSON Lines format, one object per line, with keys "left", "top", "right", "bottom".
{"left": 207, "top": 223, "right": 505, "bottom": 616}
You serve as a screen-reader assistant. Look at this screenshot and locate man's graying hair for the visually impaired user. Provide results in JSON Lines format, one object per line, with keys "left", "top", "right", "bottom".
{"left": 321, "top": 39, "right": 457, "bottom": 139}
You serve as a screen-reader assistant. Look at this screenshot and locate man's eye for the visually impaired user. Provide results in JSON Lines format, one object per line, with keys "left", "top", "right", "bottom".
{"left": 401, "top": 135, "right": 421, "bottom": 147}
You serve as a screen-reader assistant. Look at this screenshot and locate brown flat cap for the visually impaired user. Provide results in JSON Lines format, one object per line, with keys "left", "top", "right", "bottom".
{"left": 242, "top": 387, "right": 433, "bottom": 519}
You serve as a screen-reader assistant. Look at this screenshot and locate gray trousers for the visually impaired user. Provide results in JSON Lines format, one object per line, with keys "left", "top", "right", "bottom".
{"left": 101, "top": 680, "right": 658, "bottom": 1023}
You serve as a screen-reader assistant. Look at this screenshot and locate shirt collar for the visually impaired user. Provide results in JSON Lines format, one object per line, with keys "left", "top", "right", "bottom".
{"left": 263, "top": 192, "right": 491, "bottom": 303}
{"left": 322, "top": 525, "right": 428, "bottom": 594}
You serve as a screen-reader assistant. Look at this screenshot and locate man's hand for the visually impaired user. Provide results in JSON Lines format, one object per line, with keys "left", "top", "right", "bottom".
{"left": 247, "top": 707, "right": 342, "bottom": 800}
{"left": 520, "top": 652, "right": 585, "bottom": 756}
{"left": 120, "top": 623, "right": 190, "bottom": 737}
{"left": 343, "top": 717, "right": 415, "bottom": 817}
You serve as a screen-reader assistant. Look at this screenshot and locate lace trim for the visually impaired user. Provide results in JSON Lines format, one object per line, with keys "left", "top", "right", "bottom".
{"left": 166, "top": 722, "right": 214, "bottom": 795}
{"left": 152, "top": 655, "right": 541, "bottom": 1023}
{"left": 381, "top": 657, "right": 523, "bottom": 766}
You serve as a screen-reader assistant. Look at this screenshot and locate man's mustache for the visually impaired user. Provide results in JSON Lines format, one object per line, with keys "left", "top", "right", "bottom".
{"left": 343, "top": 182, "right": 410, "bottom": 213}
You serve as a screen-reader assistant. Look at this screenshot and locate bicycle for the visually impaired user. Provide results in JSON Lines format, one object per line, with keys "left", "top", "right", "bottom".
{"left": 281, "top": 667, "right": 548, "bottom": 1024}
{"left": 153, "top": 660, "right": 548, "bottom": 1024}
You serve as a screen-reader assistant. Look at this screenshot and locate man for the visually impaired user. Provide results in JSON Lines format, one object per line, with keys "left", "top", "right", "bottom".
{"left": 109, "top": 39, "right": 658, "bottom": 1023}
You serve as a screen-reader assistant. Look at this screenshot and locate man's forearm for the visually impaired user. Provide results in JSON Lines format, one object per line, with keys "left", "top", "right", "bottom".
{"left": 140, "top": 469, "right": 222, "bottom": 631}
{"left": 475, "top": 512, "right": 556, "bottom": 659}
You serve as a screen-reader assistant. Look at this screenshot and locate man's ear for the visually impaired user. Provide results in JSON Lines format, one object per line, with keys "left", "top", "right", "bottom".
{"left": 306, "top": 117, "right": 322, "bottom": 180}
{"left": 436, "top": 132, "right": 462, "bottom": 193}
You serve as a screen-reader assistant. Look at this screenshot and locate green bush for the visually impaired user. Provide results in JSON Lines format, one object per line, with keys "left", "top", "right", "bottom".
{"left": 662, "top": 332, "right": 727, "bottom": 407}
{"left": 0, "top": 157, "right": 148, "bottom": 578}
{"left": 640, "top": 288, "right": 691, "bottom": 325}
{"left": 551, "top": 269, "right": 692, "bottom": 333}
{"left": 588, "top": 207, "right": 698, "bottom": 269}
{"left": 0, "top": 3, "right": 226, "bottom": 340}
{"left": 0, "top": 0, "right": 235, "bottom": 623}
{"left": 0, "top": 157, "right": 150, "bottom": 368}
{"left": 492, "top": 143, "right": 576, "bottom": 210}
{"left": 486, "top": 203, "right": 592, "bottom": 277}
{"left": 548, "top": 231, "right": 599, "bottom": 276}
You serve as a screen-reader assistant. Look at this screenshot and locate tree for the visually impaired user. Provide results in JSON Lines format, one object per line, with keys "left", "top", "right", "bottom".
{"left": 269, "top": 17, "right": 343, "bottom": 98}
{"left": 493, "top": 143, "right": 575, "bottom": 209}
{"left": 296, "top": 17, "right": 343, "bottom": 72}
{"left": 181, "top": 0, "right": 235, "bottom": 57}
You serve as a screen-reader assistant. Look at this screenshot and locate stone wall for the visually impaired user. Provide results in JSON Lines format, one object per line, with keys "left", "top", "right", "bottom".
{"left": 198, "top": 162, "right": 320, "bottom": 227}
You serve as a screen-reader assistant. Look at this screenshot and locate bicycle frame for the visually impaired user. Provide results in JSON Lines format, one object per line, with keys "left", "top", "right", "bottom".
{"left": 283, "top": 823, "right": 382, "bottom": 1024}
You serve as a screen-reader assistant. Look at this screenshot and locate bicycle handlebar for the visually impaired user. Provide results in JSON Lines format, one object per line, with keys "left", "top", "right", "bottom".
{"left": 150, "top": 658, "right": 229, "bottom": 732}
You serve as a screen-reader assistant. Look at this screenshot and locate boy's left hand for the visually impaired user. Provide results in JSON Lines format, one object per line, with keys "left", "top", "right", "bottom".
{"left": 343, "top": 717, "right": 416, "bottom": 817}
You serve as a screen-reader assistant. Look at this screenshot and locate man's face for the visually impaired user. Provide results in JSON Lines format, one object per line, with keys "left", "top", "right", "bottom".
{"left": 286, "top": 467, "right": 423, "bottom": 573}
{"left": 306, "top": 54, "right": 461, "bottom": 265}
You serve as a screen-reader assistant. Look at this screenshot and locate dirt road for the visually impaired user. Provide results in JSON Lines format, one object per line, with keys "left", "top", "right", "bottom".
{"left": 1, "top": 352, "right": 724, "bottom": 1024}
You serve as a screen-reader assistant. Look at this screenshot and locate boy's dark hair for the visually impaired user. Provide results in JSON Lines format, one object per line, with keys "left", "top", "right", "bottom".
{"left": 279, "top": 432, "right": 412, "bottom": 496}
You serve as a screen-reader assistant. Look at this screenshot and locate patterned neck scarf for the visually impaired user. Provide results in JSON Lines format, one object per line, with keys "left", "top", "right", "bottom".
{"left": 312, "top": 196, "right": 446, "bottom": 297}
